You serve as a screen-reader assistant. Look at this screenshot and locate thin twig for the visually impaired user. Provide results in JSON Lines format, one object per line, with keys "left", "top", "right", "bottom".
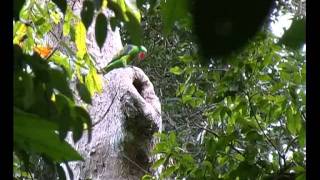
{"left": 247, "top": 93, "right": 276, "bottom": 149}
{"left": 284, "top": 137, "right": 298, "bottom": 155}
{"left": 193, "top": 122, "right": 219, "bottom": 138}
{"left": 28, "top": 169, "right": 34, "bottom": 180}
{"left": 301, "top": 112, "right": 306, "bottom": 122}
{"left": 192, "top": 122, "right": 244, "bottom": 155}
{"left": 71, "top": 0, "right": 79, "bottom": 11}
{"left": 246, "top": 93, "right": 284, "bottom": 163}
{"left": 45, "top": 44, "right": 59, "bottom": 60}
{"left": 121, "top": 153, "right": 149, "bottom": 174}
{"left": 92, "top": 91, "right": 118, "bottom": 127}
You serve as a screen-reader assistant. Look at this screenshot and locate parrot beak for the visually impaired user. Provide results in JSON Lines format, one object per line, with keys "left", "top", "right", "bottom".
{"left": 138, "top": 52, "right": 146, "bottom": 60}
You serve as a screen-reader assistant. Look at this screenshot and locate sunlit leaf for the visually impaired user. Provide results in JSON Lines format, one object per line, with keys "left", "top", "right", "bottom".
{"left": 170, "top": 66, "right": 184, "bottom": 75}
{"left": 141, "top": 174, "right": 154, "bottom": 180}
{"left": 85, "top": 72, "right": 95, "bottom": 96}
{"left": 63, "top": 8, "right": 72, "bottom": 36}
{"left": 49, "top": 53, "right": 72, "bottom": 78}
{"left": 75, "top": 21, "right": 87, "bottom": 59}
{"left": 92, "top": 69, "right": 103, "bottom": 92}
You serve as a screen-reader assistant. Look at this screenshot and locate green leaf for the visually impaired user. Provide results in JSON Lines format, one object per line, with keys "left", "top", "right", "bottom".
{"left": 286, "top": 109, "right": 301, "bottom": 135}
{"left": 202, "top": 161, "right": 213, "bottom": 171}
{"left": 52, "top": 0, "right": 67, "bottom": 14}
{"left": 295, "top": 173, "right": 306, "bottom": 180}
{"left": 63, "top": 8, "right": 72, "bottom": 36}
{"left": 95, "top": 13, "right": 108, "bottom": 49}
{"left": 76, "top": 82, "right": 92, "bottom": 104}
{"left": 178, "top": 55, "right": 193, "bottom": 64}
{"left": 180, "top": 154, "right": 195, "bottom": 168}
{"left": 293, "top": 165, "right": 305, "bottom": 173}
{"left": 54, "top": 94, "right": 74, "bottom": 140}
{"left": 152, "top": 142, "right": 170, "bottom": 154}
{"left": 246, "top": 130, "right": 263, "bottom": 142}
{"left": 75, "top": 21, "right": 87, "bottom": 59}
{"left": 279, "top": 18, "right": 305, "bottom": 50}
{"left": 14, "top": 110, "right": 83, "bottom": 162}
{"left": 56, "top": 164, "right": 67, "bottom": 180}
{"left": 125, "top": 0, "right": 141, "bottom": 21}
{"left": 110, "top": 17, "right": 121, "bottom": 31}
{"left": 92, "top": 69, "right": 103, "bottom": 93}
{"left": 14, "top": 0, "right": 26, "bottom": 20}
{"left": 298, "top": 125, "right": 306, "bottom": 147}
{"left": 70, "top": 106, "right": 88, "bottom": 143}
{"left": 160, "top": 0, "right": 189, "bottom": 34}
{"left": 125, "top": 11, "right": 143, "bottom": 45}
{"left": 152, "top": 157, "right": 166, "bottom": 169}
{"left": 181, "top": 95, "right": 192, "bottom": 104}
{"left": 85, "top": 73, "right": 95, "bottom": 96}
{"left": 84, "top": 69, "right": 103, "bottom": 96}
{"left": 74, "top": 106, "right": 92, "bottom": 143}
{"left": 21, "top": 73, "right": 35, "bottom": 109}
{"left": 220, "top": 106, "right": 232, "bottom": 119}
{"left": 168, "top": 131, "right": 176, "bottom": 147}
{"left": 81, "top": 0, "right": 95, "bottom": 30}
{"left": 235, "top": 154, "right": 245, "bottom": 162}
{"left": 49, "top": 69, "right": 74, "bottom": 100}
{"left": 161, "top": 165, "right": 178, "bottom": 178}
{"left": 107, "top": 0, "right": 128, "bottom": 21}
{"left": 24, "top": 27, "right": 35, "bottom": 52}
{"left": 229, "top": 161, "right": 260, "bottom": 179}
{"left": 280, "top": 71, "right": 291, "bottom": 81}
{"left": 49, "top": 53, "right": 72, "bottom": 78}
{"left": 141, "top": 174, "right": 154, "bottom": 180}
{"left": 170, "top": 66, "right": 184, "bottom": 75}
{"left": 259, "top": 74, "right": 271, "bottom": 81}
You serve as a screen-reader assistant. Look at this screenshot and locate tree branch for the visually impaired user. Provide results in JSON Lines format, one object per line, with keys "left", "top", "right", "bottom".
{"left": 121, "top": 153, "right": 149, "bottom": 174}
{"left": 246, "top": 92, "right": 285, "bottom": 163}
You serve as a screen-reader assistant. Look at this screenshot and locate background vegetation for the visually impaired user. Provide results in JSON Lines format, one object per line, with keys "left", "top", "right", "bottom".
{"left": 13, "top": 0, "right": 305, "bottom": 179}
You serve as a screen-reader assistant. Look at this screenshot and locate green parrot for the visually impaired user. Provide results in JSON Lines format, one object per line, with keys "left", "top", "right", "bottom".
{"left": 99, "top": 44, "right": 147, "bottom": 74}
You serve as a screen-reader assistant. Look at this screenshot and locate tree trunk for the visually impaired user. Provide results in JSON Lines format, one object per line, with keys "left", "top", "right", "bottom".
{"left": 63, "top": 1, "right": 162, "bottom": 180}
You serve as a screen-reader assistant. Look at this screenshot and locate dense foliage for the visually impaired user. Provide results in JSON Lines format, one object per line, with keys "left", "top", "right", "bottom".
{"left": 137, "top": 1, "right": 306, "bottom": 179}
{"left": 14, "top": 0, "right": 103, "bottom": 178}
{"left": 13, "top": 0, "right": 305, "bottom": 179}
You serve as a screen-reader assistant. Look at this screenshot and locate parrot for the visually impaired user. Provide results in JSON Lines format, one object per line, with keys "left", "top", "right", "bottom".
{"left": 99, "top": 44, "right": 147, "bottom": 74}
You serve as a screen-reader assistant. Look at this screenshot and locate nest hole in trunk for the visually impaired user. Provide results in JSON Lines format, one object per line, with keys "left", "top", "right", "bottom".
{"left": 133, "top": 78, "right": 143, "bottom": 95}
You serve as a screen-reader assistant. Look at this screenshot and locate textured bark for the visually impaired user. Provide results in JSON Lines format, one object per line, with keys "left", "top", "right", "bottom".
{"left": 62, "top": 1, "right": 162, "bottom": 180}
{"left": 34, "top": 1, "right": 161, "bottom": 178}
{"left": 67, "top": 67, "right": 162, "bottom": 180}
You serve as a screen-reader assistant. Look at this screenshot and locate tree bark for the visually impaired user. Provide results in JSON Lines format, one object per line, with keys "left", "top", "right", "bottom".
{"left": 63, "top": 1, "right": 162, "bottom": 179}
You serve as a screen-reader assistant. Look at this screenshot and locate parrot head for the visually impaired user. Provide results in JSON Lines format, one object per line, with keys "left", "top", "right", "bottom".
{"left": 137, "top": 45, "right": 147, "bottom": 61}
